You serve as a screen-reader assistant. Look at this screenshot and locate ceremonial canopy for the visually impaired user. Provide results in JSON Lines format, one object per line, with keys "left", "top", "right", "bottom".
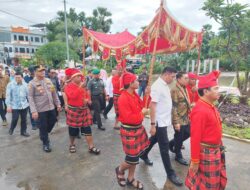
{"left": 83, "top": 0, "right": 203, "bottom": 62}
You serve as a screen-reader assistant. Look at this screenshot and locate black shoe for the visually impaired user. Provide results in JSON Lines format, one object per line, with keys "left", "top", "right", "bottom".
{"left": 32, "top": 126, "right": 38, "bottom": 130}
{"left": 98, "top": 126, "right": 106, "bottom": 131}
{"left": 103, "top": 113, "right": 108, "bottom": 119}
{"left": 141, "top": 158, "right": 153, "bottom": 166}
{"left": 175, "top": 157, "right": 189, "bottom": 166}
{"left": 168, "top": 174, "right": 183, "bottom": 186}
{"left": 169, "top": 141, "right": 175, "bottom": 153}
{"left": 43, "top": 144, "right": 52, "bottom": 153}
{"left": 8, "top": 129, "right": 14, "bottom": 135}
{"left": 21, "top": 132, "right": 30, "bottom": 137}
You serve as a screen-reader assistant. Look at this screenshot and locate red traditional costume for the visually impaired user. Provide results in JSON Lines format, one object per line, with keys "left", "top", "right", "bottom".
{"left": 118, "top": 72, "right": 150, "bottom": 164}
{"left": 185, "top": 71, "right": 227, "bottom": 190}
{"left": 64, "top": 69, "right": 93, "bottom": 136}
{"left": 187, "top": 72, "right": 199, "bottom": 104}
{"left": 112, "top": 73, "right": 121, "bottom": 116}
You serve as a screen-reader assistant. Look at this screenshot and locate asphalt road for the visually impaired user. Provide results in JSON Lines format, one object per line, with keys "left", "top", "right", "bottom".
{"left": 0, "top": 110, "right": 249, "bottom": 190}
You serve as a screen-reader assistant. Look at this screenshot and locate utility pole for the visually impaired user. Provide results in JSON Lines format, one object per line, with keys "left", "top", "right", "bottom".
{"left": 63, "top": 0, "right": 70, "bottom": 66}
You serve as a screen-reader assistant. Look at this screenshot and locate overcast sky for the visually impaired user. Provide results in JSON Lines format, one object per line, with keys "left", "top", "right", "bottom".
{"left": 0, "top": 0, "right": 249, "bottom": 35}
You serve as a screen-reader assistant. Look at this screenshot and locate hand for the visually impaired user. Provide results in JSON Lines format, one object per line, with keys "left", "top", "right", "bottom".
{"left": 145, "top": 86, "right": 151, "bottom": 96}
{"left": 32, "top": 112, "right": 39, "bottom": 120}
{"left": 192, "top": 86, "right": 198, "bottom": 92}
{"left": 141, "top": 108, "right": 149, "bottom": 116}
{"left": 174, "top": 124, "right": 181, "bottom": 131}
{"left": 105, "top": 95, "right": 109, "bottom": 101}
{"left": 7, "top": 107, "right": 12, "bottom": 113}
{"left": 57, "top": 106, "right": 62, "bottom": 112}
{"left": 65, "top": 105, "right": 69, "bottom": 112}
{"left": 150, "top": 125, "right": 156, "bottom": 136}
{"left": 189, "top": 161, "right": 199, "bottom": 173}
{"left": 88, "top": 100, "right": 92, "bottom": 105}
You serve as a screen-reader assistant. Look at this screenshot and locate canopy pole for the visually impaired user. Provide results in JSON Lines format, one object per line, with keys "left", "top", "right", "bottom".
{"left": 144, "top": 1, "right": 163, "bottom": 108}
{"left": 82, "top": 28, "right": 86, "bottom": 70}
{"left": 195, "top": 44, "right": 202, "bottom": 75}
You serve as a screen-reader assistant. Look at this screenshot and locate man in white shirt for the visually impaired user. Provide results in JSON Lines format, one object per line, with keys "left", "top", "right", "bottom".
{"left": 141, "top": 67, "right": 183, "bottom": 186}
{"left": 103, "top": 70, "right": 115, "bottom": 119}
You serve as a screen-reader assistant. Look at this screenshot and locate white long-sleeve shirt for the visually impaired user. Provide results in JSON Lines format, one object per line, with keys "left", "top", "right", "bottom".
{"left": 105, "top": 76, "right": 113, "bottom": 98}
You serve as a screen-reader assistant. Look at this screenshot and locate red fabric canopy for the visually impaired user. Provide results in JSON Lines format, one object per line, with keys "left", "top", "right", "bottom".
{"left": 83, "top": 1, "right": 203, "bottom": 62}
{"left": 84, "top": 29, "right": 136, "bottom": 48}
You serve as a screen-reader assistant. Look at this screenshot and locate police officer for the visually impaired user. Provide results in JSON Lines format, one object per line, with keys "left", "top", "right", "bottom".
{"left": 28, "top": 65, "right": 62, "bottom": 152}
{"left": 87, "top": 69, "right": 106, "bottom": 131}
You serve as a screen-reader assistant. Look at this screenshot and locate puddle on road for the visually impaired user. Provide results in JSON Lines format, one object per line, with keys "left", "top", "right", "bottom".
{"left": 0, "top": 172, "right": 22, "bottom": 190}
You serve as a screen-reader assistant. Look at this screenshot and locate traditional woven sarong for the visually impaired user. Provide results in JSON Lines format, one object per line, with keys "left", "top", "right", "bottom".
{"left": 66, "top": 105, "right": 93, "bottom": 127}
{"left": 113, "top": 93, "right": 120, "bottom": 115}
{"left": 185, "top": 144, "right": 227, "bottom": 190}
{"left": 120, "top": 124, "right": 150, "bottom": 159}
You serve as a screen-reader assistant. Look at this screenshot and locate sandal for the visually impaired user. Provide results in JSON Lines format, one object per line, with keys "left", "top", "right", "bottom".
{"left": 115, "top": 166, "right": 126, "bottom": 187}
{"left": 127, "top": 178, "right": 144, "bottom": 190}
{"left": 89, "top": 147, "right": 100, "bottom": 155}
{"left": 69, "top": 145, "right": 76, "bottom": 153}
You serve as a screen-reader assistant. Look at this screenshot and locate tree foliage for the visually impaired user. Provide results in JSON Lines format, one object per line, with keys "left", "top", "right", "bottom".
{"left": 202, "top": 0, "right": 250, "bottom": 94}
{"left": 35, "top": 41, "right": 79, "bottom": 68}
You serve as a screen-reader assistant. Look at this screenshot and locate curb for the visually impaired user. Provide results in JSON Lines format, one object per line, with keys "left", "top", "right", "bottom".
{"left": 223, "top": 133, "right": 250, "bottom": 143}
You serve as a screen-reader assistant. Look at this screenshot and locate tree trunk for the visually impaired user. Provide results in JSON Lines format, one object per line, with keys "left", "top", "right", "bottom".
{"left": 243, "top": 70, "right": 249, "bottom": 94}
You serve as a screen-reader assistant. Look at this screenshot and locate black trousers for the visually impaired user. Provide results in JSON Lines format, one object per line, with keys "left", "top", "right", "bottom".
{"left": 91, "top": 95, "right": 103, "bottom": 127}
{"left": 38, "top": 110, "right": 57, "bottom": 145}
{"left": 103, "top": 97, "right": 113, "bottom": 115}
{"left": 10, "top": 108, "right": 28, "bottom": 134}
{"left": 0, "top": 98, "right": 7, "bottom": 121}
{"left": 169, "top": 124, "right": 190, "bottom": 158}
{"left": 141, "top": 125, "right": 175, "bottom": 177}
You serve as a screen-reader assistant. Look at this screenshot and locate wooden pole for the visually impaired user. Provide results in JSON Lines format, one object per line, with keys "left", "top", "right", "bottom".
{"left": 82, "top": 28, "right": 86, "bottom": 71}
{"left": 144, "top": 1, "right": 163, "bottom": 108}
{"left": 195, "top": 44, "right": 202, "bottom": 75}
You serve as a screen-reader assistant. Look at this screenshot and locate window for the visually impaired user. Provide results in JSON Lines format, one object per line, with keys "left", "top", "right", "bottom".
{"left": 19, "top": 48, "right": 25, "bottom": 53}
{"left": 14, "top": 35, "right": 17, "bottom": 40}
{"left": 31, "top": 37, "right": 33, "bottom": 42}
{"left": 32, "top": 48, "right": 34, "bottom": 53}
{"left": 25, "top": 36, "right": 28, "bottom": 41}
{"left": 15, "top": 48, "right": 18, "bottom": 52}
{"left": 35, "top": 37, "right": 40, "bottom": 42}
{"left": 18, "top": 35, "right": 24, "bottom": 41}
{"left": 9, "top": 47, "right": 12, "bottom": 52}
{"left": 41, "top": 37, "right": 43, "bottom": 43}
{"left": 26, "top": 48, "right": 29, "bottom": 53}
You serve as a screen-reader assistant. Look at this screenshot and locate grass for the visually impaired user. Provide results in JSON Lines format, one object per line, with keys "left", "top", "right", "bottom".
{"left": 223, "top": 124, "right": 250, "bottom": 139}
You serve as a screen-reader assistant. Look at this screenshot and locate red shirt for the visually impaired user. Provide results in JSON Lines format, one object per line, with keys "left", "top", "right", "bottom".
{"left": 186, "top": 84, "right": 199, "bottom": 103}
{"left": 112, "top": 75, "right": 121, "bottom": 95}
{"left": 118, "top": 90, "right": 144, "bottom": 125}
{"left": 190, "top": 99, "right": 222, "bottom": 163}
{"left": 64, "top": 82, "right": 89, "bottom": 107}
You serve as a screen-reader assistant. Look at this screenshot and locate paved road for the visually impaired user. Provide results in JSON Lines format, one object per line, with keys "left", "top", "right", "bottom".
{"left": 0, "top": 111, "right": 249, "bottom": 190}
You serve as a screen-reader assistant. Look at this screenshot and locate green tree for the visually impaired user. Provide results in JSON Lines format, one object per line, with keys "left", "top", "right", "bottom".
{"left": 35, "top": 41, "right": 79, "bottom": 68}
{"left": 87, "top": 7, "right": 112, "bottom": 32}
{"left": 202, "top": 0, "right": 250, "bottom": 94}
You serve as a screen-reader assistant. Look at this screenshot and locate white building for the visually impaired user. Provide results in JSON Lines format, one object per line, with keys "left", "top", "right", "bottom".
{"left": 0, "top": 26, "right": 48, "bottom": 64}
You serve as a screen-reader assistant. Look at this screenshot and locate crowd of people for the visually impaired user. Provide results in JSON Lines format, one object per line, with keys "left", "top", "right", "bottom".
{"left": 0, "top": 62, "right": 227, "bottom": 190}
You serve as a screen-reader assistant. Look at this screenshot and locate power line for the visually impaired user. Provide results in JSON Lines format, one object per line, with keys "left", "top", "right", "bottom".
{"left": 0, "top": 9, "right": 37, "bottom": 24}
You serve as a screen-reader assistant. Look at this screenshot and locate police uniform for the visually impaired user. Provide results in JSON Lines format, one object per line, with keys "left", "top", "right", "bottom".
{"left": 28, "top": 65, "right": 60, "bottom": 149}
{"left": 87, "top": 69, "right": 105, "bottom": 130}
